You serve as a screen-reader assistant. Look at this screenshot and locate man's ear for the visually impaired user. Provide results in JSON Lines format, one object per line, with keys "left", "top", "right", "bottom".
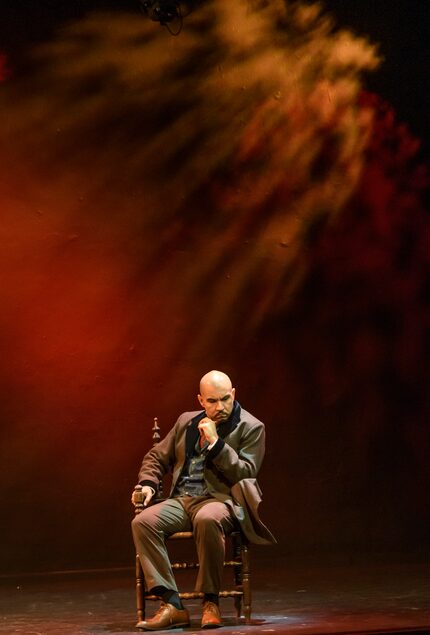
{"left": 197, "top": 394, "right": 204, "bottom": 407}
{"left": 232, "top": 387, "right": 236, "bottom": 400}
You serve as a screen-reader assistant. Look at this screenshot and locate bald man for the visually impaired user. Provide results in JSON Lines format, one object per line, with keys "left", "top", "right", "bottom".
{"left": 131, "top": 370, "right": 275, "bottom": 631}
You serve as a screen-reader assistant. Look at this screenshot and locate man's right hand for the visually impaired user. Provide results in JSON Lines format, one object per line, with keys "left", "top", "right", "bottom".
{"left": 131, "top": 485, "right": 154, "bottom": 507}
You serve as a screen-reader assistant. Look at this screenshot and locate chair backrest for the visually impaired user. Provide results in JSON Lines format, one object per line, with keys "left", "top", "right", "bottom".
{"left": 133, "top": 417, "right": 164, "bottom": 514}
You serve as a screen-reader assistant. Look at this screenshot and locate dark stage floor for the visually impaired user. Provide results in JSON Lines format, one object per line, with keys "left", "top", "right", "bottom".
{"left": 1, "top": 556, "right": 430, "bottom": 635}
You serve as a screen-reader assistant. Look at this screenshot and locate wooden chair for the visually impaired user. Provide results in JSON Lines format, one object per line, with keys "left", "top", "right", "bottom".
{"left": 132, "top": 418, "right": 252, "bottom": 624}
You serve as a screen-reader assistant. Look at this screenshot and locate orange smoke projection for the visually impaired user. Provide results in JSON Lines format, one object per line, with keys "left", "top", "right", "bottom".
{"left": 0, "top": 1, "right": 380, "bottom": 400}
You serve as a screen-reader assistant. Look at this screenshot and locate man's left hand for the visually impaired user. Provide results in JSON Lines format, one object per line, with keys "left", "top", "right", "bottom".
{"left": 198, "top": 418, "right": 218, "bottom": 445}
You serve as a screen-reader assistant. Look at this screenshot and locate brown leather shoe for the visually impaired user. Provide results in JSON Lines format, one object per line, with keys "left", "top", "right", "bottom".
{"left": 136, "top": 602, "right": 190, "bottom": 630}
{"left": 201, "top": 601, "right": 222, "bottom": 629}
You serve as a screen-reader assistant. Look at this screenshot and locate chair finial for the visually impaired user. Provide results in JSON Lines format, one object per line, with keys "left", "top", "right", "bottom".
{"left": 152, "top": 417, "right": 161, "bottom": 445}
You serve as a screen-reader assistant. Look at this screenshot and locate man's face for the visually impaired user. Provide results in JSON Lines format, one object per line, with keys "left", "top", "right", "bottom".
{"left": 198, "top": 385, "right": 236, "bottom": 423}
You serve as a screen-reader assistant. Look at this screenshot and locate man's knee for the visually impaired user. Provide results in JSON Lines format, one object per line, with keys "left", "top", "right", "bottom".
{"left": 193, "top": 512, "right": 223, "bottom": 537}
{"left": 131, "top": 509, "right": 156, "bottom": 536}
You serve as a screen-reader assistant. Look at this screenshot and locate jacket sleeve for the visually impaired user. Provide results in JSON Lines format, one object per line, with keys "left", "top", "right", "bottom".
{"left": 137, "top": 418, "right": 179, "bottom": 493}
{"left": 207, "top": 420, "right": 265, "bottom": 485}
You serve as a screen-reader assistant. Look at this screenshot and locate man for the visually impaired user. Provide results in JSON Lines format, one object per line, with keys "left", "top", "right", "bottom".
{"left": 131, "top": 370, "right": 275, "bottom": 630}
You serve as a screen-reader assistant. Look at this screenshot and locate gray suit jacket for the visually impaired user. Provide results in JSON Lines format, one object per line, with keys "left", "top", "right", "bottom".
{"left": 138, "top": 404, "right": 276, "bottom": 545}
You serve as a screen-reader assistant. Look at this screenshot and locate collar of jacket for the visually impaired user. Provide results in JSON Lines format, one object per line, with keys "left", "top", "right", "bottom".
{"left": 185, "top": 401, "right": 242, "bottom": 459}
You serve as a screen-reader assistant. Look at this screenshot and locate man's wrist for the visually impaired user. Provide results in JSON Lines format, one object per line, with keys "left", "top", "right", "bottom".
{"left": 207, "top": 438, "right": 224, "bottom": 459}
{"left": 139, "top": 480, "right": 157, "bottom": 495}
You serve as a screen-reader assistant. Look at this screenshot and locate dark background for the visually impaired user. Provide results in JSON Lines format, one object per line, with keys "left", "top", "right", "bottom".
{"left": 0, "top": 0, "right": 429, "bottom": 574}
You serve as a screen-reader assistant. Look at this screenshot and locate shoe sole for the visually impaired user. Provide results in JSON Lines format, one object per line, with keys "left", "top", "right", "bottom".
{"left": 136, "top": 622, "right": 190, "bottom": 631}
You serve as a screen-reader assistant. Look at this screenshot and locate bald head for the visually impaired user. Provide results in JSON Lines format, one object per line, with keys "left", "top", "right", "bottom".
{"left": 200, "top": 370, "right": 232, "bottom": 393}
{"left": 198, "top": 370, "right": 236, "bottom": 423}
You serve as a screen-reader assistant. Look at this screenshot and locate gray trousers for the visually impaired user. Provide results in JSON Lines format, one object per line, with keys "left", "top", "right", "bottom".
{"left": 131, "top": 495, "right": 236, "bottom": 594}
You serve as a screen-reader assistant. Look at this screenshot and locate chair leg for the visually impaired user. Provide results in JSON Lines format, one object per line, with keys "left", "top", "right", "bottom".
{"left": 234, "top": 594, "right": 242, "bottom": 622}
{"left": 241, "top": 543, "right": 251, "bottom": 624}
{"left": 232, "top": 532, "right": 242, "bottom": 621}
{"left": 136, "top": 554, "right": 145, "bottom": 623}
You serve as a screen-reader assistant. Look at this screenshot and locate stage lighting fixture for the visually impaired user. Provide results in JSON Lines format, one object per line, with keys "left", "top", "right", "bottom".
{"left": 139, "top": 0, "right": 181, "bottom": 25}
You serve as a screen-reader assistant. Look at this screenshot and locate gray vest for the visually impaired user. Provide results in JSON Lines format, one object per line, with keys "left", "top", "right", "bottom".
{"left": 173, "top": 438, "right": 209, "bottom": 497}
